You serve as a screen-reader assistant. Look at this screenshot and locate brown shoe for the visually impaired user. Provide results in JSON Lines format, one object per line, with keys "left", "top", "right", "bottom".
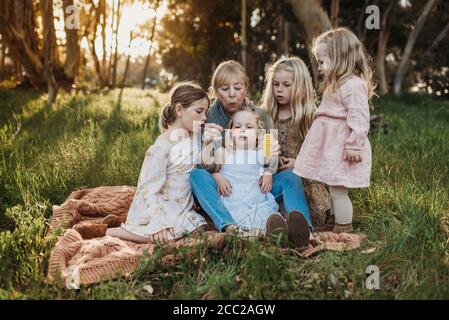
{"left": 286, "top": 211, "right": 310, "bottom": 251}
{"left": 74, "top": 223, "right": 107, "bottom": 239}
{"left": 266, "top": 213, "right": 288, "bottom": 245}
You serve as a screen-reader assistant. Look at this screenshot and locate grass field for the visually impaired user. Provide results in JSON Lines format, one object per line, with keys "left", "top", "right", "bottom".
{"left": 0, "top": 88, "right": 448, "bottom": 299}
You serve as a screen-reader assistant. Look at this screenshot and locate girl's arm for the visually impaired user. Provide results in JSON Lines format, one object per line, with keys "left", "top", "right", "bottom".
{"left": 200, "top": 139, "right": 217, "bottom": 168}
{"left": 211, "top": 149, "right": 231, "bottom": 196}
{"left": 341, "top": 78, "right": 371, "bottom": 151}
{"left": 199, "top": 124, "right": 224, "bottom": 170}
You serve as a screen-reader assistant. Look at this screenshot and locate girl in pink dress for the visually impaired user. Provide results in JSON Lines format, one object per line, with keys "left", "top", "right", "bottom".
{"left": 293, "top": 28, "right": 375, "bottom": 233}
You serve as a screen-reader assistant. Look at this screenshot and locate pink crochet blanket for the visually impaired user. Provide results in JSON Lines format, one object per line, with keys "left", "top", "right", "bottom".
{"left": 47, "top": 186, "right": 364, "bottom": 288}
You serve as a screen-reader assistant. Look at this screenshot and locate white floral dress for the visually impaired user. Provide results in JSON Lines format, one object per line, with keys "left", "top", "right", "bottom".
{"left": 121, "top": 136, "right": 207, "bottom": 240}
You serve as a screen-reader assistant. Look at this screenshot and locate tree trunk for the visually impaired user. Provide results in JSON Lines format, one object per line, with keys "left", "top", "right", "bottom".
{"left": 111, "top": 0, "right": 122, "bottom": 88}
{"left": 0, "top": 39, "right": 5, "bottom": 75}
{"left": 375, "top": 0, "right": 396, "bottom": 95}
{"left": 424, "top": 20, "right": 449, "bottom": 56}
{"left": 287, "top": 0, "right": 332, "bottom": 86}
{"left": 393, "top": 0, "right": 437, "bottom": 95}
{"left": 62, "top": 0, "right": 80, "bottom": 87}
{"left": 331, "top": 0, "right": 339, "bottom": 27}
{"left": 0, "top": 0, "right": 45, "bottom": 87}
{"left": 86, "top": 0, "right": 104, "bottom": 86}
{"left": 120, "top": 30, "right": 133, "bottom": 88}
{"left": 100, "top": 0, "right": 107, "bottom": 80}
{"left": 356, "top": 0, "right": 371, "bottom": 41}
{"left": 13, "top": 59, "right": 22, "bottom": 80}
{"left": 41, "top": 0, "right": 58, "bottom": 105}
{"left": 107, "top": 0, "right": 116, "bottom": 86}
{"left": 241, "top": 0, "right": 247, "bottom": 69}
{"left": 91, "top": 0, "right": 107, "bottom": 87}
{"left": 141, "top": 0, "right": 161, "bottom": 90}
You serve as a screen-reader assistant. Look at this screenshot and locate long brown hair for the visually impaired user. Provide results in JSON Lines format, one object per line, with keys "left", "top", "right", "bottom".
{"left": 159, "top": 82, "right": 209, "bottom": 131}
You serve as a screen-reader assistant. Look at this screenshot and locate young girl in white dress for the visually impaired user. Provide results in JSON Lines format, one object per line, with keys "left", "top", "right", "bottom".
{"left": 106, "top": 82, "right": 210, "bottom": 243}
{"left": 200, "top": 107, "right": 310, "bottom": 247}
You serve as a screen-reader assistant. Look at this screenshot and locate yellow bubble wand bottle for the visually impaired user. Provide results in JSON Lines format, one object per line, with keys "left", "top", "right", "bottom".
{"left": 263, "top": 133, "right": 273, "bottom": 158}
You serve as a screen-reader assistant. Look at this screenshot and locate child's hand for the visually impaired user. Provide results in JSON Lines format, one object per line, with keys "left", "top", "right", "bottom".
{"left": 343, "top": 149, "right": 363, "bottom": 163}
{"left": 213, "top": 173, "right": 232, "bottom": 196}
{"left": 259, "top": 174, "right": 273, "bottom": 193}
{"left": 203, "top": 123, "right": 223, "bottom": 145}
{"left": 278, "top": 156, "right": 295, "bottom": 171}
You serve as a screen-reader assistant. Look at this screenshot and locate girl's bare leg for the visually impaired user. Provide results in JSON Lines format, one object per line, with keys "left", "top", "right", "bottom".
{"left": 106, "top": 227, "right": 153, "bottom": 244}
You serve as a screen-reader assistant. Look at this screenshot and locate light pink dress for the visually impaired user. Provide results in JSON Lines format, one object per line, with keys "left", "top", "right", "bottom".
{"left": 293, "top": 75, "right": 372, "bottom": 188}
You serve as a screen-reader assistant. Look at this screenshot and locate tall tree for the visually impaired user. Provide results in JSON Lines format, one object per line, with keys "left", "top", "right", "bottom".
{"left": 424, "top": 20, "right": 449, "bottom": 56}
{"left": 62, "top": 0, "right": 81, "bottom": 87}
{"left": 356, "top": 0, "right": 378, "bottom": 42}
{"left": 121, "top": 30, "right": 133, "bottom": 88}
{"left": 393, "top": 0, "right": 437, "bottom": 94}
{"left": 287, "top": 0, "right": 332, "bottom": 85}
{"left": 111, "top": 0, "right": 122, "bottom": 88}
{"left": 241, "top": 0, "right": 248, "bottom": 69}
{"left": 100, "top": 0, "right": 107, "bottom": 77}
{"left": 40, "top": 0, "right": 58, "bottom": 104}
{"left": 86, "top": 0, "right": 106, "bottom": 86}
{"left": 107, "top": 0, "right": 116, "bottom": 86}
{"left": 376, "top": 0, "right": 396, "bottom": 95}
{"left": 0, "top": 0, "right": 83, "bottom": 99}
{"left": 142, "top": 0, "right": 161, "bottom": 90}
{"left": 0, "top": 0, "right": 45, "bottom": 87}
{"left": 331, "top": 0, "right": 339, "bottom": 27}
{"left": 0, "top": 36, "right": 5, "bottom": 76}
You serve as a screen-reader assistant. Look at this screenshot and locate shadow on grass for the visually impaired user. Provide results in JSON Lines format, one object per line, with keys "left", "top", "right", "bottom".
{"left": 0, "top": 88, "right": 44, "bottom": 125}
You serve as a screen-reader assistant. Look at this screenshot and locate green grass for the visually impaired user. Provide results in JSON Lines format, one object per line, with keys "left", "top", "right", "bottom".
{"left": 0, "top": 88, "right": 448, "bottom": 299}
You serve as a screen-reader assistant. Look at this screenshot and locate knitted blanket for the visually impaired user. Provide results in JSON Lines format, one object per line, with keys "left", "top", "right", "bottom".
{"left": 47, "top": 186, "right": 364, "bottom": 289}
{"left": 297, "top": 232, "right": 365, "bottom": 258}
{"left": 51, "top": 186, "right": 136, "bottom": 229}
{"left": 47, "top": 228, "right": 226, "bottom": 289}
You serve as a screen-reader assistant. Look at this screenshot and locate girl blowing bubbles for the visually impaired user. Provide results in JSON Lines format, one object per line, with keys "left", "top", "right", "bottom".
{"left": 293, "top": 28, "right": 375, "bottom": 233}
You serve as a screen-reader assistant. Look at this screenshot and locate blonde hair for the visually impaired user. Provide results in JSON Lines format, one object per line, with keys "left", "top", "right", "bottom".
{"left": 225, "top": 107, "right": 265, "bottom": 151}
{"left": 261, "top": 56, "right": 316, "bottom": 143}
{"left": 159, "top": 82, "right": 209, "bottom": 132}
{"left": 312, "top": 27, "right": 376, "bottom": 100}
{"left": 210, "top": 60, "right": 249, "bottom": 96}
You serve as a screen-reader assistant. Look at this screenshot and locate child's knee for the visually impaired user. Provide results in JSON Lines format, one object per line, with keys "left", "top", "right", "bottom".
{"left": 190, "top": 168, "right": 210, "bottom": 185}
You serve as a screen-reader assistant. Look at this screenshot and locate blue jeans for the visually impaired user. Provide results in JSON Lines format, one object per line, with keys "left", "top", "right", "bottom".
{"left": 190, "top": 168, "right": 312, "bottom": 231}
